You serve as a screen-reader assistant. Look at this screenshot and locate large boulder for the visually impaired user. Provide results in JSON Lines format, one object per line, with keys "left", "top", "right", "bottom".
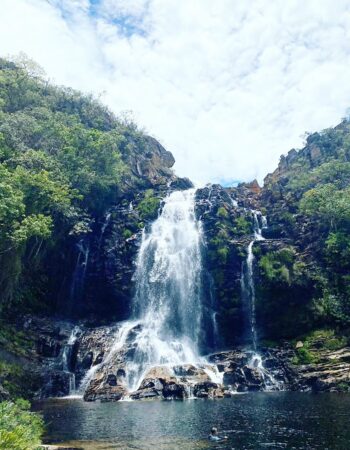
{"left": 163, "top": 381, "right": 187, "bottom": 399}
{"left": 193, "top": 381, "right": 221, "bottom": 398}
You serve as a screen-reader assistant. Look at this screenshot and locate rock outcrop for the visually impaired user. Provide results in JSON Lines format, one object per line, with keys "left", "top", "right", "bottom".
{"left": 5, "top": 314, "right": 350, "bottom": 400}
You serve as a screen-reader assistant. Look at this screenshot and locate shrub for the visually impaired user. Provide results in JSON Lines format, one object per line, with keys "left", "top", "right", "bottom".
{"left": 122, "top": 228, "right": 133, "bottom": 239}
{"left": 0, "top": 399, "right": 44, "bottom": 450}
{"left": 137, "top": 190, "right": 160, "bottom": 220}
{"left": 217, "top": 207, "right": 229, "bottom": 219}
{"left": 292, "top": 347, "right": 317, "bottom": 365}
{"left": 233, "top": 216, "right": 251, "bottom": 235}
{"left": 217, "top": 247, "right": 229, "bottom": 263}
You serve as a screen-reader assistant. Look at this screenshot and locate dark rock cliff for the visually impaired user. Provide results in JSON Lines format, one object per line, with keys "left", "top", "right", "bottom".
{"left": 43, "top": 136, "right": 192, "bottom": 322}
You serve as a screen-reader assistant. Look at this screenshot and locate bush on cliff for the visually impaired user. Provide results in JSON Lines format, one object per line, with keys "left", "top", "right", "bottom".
{"left": 136, "top": 189, "right": 160, "bottom": 220}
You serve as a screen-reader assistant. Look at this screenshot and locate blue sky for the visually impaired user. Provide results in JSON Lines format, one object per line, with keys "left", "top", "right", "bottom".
{"left": 1, "top": 0, "right": 350, "bottom": 185}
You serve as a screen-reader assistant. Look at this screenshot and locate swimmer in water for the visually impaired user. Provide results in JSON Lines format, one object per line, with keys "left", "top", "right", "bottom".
{"left": 208, "top": 427, "right": 228, "bottom": 442}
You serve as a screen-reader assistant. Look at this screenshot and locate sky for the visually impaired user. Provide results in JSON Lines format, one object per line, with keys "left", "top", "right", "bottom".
{"left": 1, "top": 0, "right": 350, "bottom": 185}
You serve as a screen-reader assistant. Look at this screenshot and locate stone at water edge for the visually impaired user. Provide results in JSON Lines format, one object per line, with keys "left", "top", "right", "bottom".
{"left": 83, "top": 369, "right": 127, "bottom": 402}
{"left": 130, "top": 366, "right": 187, "bottom": 400}
{"left": 162, "top": 381, "right": 188, "bottom": 399}
{"left": 193, "top": 381, "right": 223, "bottom": 398}
{"left": 129, "top": 364, "right": 226, "bottom": 399}
{"left": 173, "top": 364, "right": 212, "bottom": 382}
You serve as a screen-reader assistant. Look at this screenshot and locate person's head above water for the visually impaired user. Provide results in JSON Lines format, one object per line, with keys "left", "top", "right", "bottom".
{"left": 211, "top": 427, "right": 218, "bottom": 435}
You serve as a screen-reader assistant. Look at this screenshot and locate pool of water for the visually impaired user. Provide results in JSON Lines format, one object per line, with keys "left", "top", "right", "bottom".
{"left": 33, "top": 392, "right": 350, "bottom": 449}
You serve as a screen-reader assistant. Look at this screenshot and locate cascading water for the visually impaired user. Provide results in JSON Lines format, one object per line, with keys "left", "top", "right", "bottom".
{"left": 70, "top": 240, "right": 90, "bottom": 302}
{"left": 241, "top": 211, "right": 265, "bottom": 350}
{"left": 62, "top": 326, "right": 81, "bottom": 395}
{"left": 98, "top": 210, "right": 112, "bottom": 248}
{"left": 79, "top": 188, "right": 223, "bottom": 396}
{"left": 125, "top": 188, "right": 204, "bottom": 390}
{"left": 241, "top": 212, "right": 281, "bottom": 390}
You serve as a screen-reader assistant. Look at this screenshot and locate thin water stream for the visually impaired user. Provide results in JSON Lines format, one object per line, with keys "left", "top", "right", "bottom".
{"left": 241, "top": 211, "right": 280, "bottom": 390}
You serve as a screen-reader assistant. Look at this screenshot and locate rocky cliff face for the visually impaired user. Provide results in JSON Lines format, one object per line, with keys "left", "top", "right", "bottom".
{"left": 44, "top": 136, "right": 192, "bottom": 321}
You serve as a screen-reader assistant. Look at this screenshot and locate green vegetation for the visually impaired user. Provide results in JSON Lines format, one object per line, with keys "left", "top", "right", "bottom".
{"left": 217, "top": 206, "right": 229, "bottom": 219}
{"left": 122, "top": 229, "right": 133, "bottom": 239}
{"left": 0, "top": 323, "right": 33, "bottom": 356}
{"left": 262, "top": 120, "right": 350, "bottom": 337}
{"left": 205, "top": 205, "right": 253, "bottom": 345}
{"left": 136, "top": 189, "right": 160, "bottom": 220}
{"left": 0, "top": 362, "right": 40, "bottom": 400}
{"left": 0, "top": 399, "right": 43, "bottom": 450}
{"left": 256, "top": 245, "right": 318, "bottom": 339}
{"left": 292, "top": 347, "right": 318, "bottom": 365}
{"left": 233, "top": 216, "right": 252, "bottom": 235}
{"left": 0, "top": 56, "right": 156, "bottom": 316}
{"left": 216, "top": 246, "right": 229, "bottom": 263}
{"left": 259, "top": 247, "right": 306, "bottom": 286}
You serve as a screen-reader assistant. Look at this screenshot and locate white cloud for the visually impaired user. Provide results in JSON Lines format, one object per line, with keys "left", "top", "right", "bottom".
{"left": 1, "top": 0, "right": 350, "bottom": 185}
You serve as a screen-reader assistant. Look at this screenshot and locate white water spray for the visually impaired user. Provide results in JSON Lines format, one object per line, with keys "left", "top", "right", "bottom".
{"left": 62, "top": 326, "right": 81, "bottom": 395}
{"left": 125, "top": 189, "right": 203, "bottom": 390}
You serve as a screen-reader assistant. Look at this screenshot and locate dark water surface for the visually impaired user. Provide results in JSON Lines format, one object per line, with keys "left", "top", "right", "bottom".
{"left": 33, "top": 392, "right": 350, "bottom": 450}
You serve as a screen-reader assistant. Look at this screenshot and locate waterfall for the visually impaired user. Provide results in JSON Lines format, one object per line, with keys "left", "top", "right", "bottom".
{"left": 98, "top": 210, "right": 112, "bottom": 248}
{"left": 125, "top": 188, "right": 203, "bottom": 390}
{"left": 70, "top": 239, "right": 90, "bottom": 302}
{"left": 241, "top": 211, "right": 281, "bottom": 390}
{"left": 241, "top": 211, "right": 265, "bottom": 349}
{"left": 62, "top": 326, "right": 81, "bottom": 395}
{"left": 79, "top": 188, "right": 211, "bottom": 395}
{"left": 78, "top": 320, "right": 137, "bottom": 395}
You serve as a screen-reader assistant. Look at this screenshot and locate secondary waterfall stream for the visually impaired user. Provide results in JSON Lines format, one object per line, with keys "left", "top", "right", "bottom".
{"left": 241, "top": 211, "right": 281, "bottom": 390}
{"left": 62, "top": 326, "right": 81, "bottom": 395}
{"left": 241, "top": 210, "right": 265, "bottom": 350}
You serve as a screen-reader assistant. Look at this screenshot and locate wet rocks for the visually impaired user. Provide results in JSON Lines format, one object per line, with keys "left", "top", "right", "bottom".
{"left": 39, "top": 371, "right": 72, "bottom": 398}
{"left": 84, "top": 383, "right": 126, "bottom": 402}
{"left": 162, "top": 381, "right": 187, "bottom": 399}
{"left": 83, "top": 368, "right": 127, "bottom": 401}
{"left": 130, "top": 388, "right": 161, "bottom": 400}
{"left": 210, "top": 349, "right": 292, "bottom": 392}
{"left": 193, "top": 381, "right": 222, "bottom": 398}
{"left": 130, "top": 365, "right": 222, "bottom": 400}
{"left": 173, "top": 364, "right": 211, "bottom": 382}
{"left": 130, "top": 366, "right": 177, "bottom": 400}
{"left": 13, "top": 315, "right": 350, "bottom": 401}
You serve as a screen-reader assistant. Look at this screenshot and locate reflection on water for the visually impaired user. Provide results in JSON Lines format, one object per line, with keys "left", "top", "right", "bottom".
{"left": 33, "top": 392, "right": 350, "bottom": 450}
